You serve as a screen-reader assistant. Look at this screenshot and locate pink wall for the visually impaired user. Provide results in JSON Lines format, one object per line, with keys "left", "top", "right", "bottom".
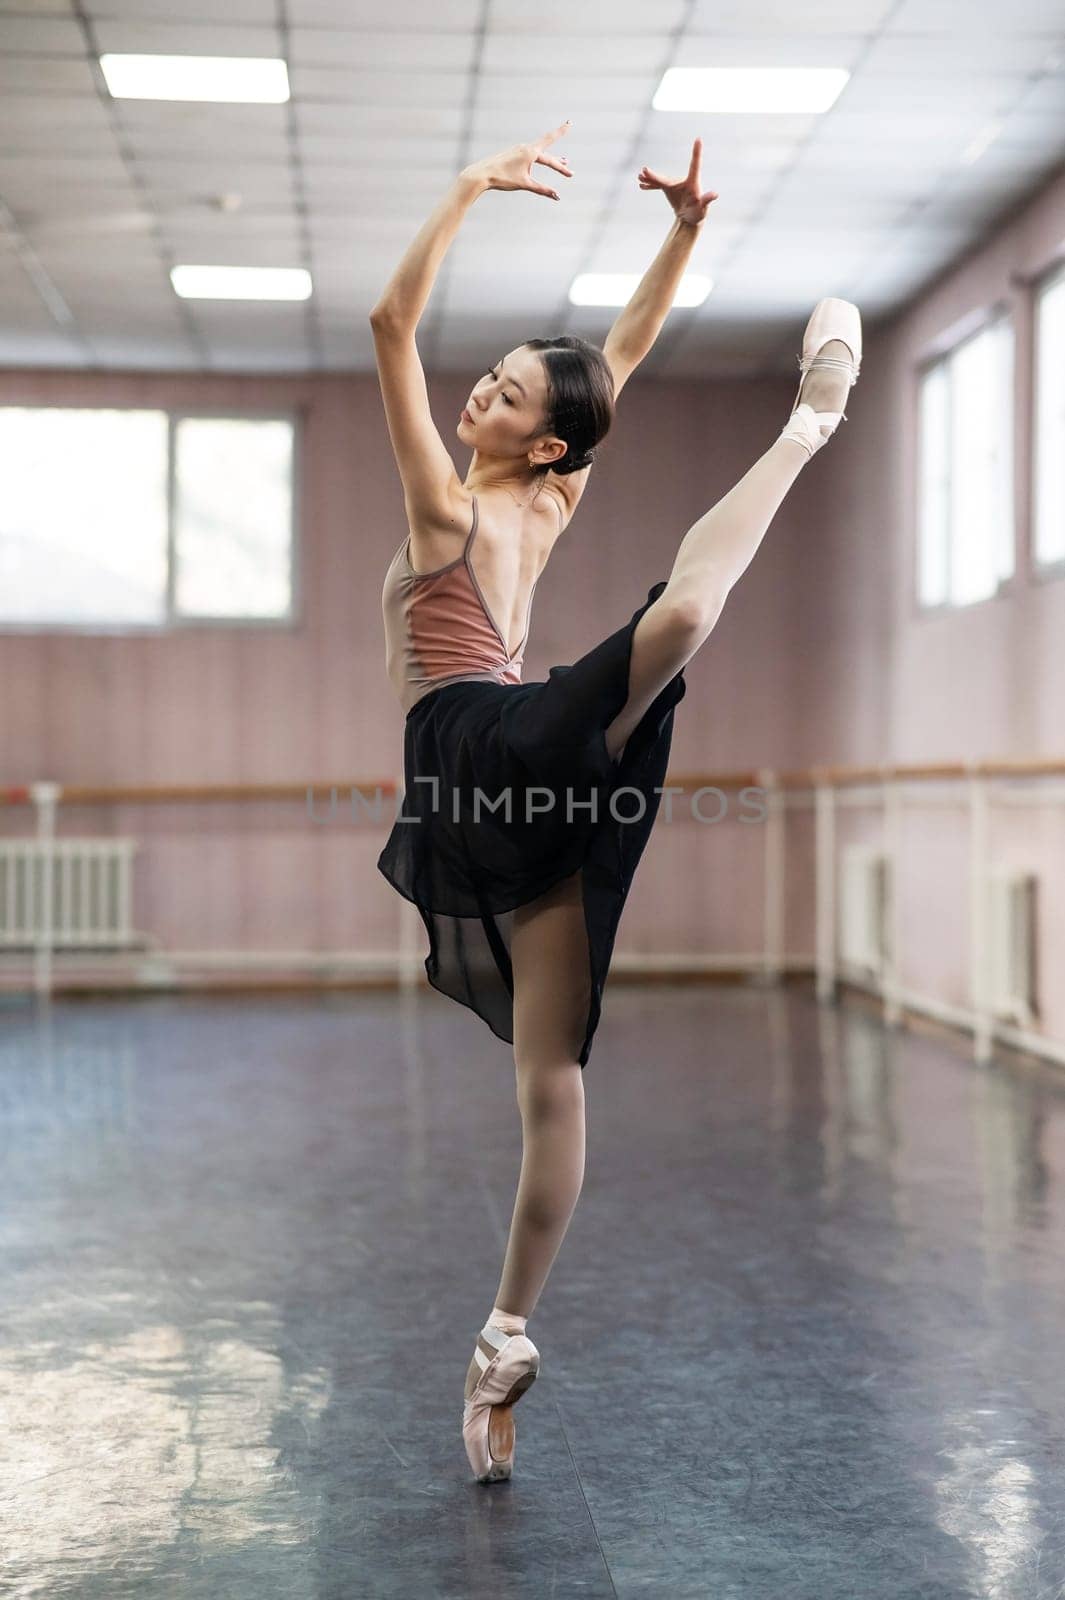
{"left": 0, "top": 362, "right": 809, "bottom": 975}
{"left": 798, "top": 163, "right": 1065, "bottom": 766}
{"left": 2, "top": 161, "right": 1062, "bottom": 1050}
{"left": 790, "top": 162, "right": 1065, "bottom": 1046}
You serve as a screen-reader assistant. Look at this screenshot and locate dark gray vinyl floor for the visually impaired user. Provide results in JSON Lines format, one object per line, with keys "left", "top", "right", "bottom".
{"left": 1, "top": 981, "right": 1064, "bottom": 1599}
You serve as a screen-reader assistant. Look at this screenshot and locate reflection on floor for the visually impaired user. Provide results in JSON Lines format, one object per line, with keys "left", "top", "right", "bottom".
{"left": 1, "top": 982, "right": 1063, "bottom": 1599}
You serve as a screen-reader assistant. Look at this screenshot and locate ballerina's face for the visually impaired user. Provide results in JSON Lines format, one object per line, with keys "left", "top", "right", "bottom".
{"left": 458, "top": 345, "right": 564, "bottom": 468}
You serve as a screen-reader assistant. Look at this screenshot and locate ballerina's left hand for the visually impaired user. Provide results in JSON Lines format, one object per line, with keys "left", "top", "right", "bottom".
{"left": 638, "top": 137, "right": 718, "bottom": 226}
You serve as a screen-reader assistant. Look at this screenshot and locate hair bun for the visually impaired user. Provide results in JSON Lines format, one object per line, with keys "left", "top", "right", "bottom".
{"left": 558, "top": 446, "right": 595, "bottom": 475}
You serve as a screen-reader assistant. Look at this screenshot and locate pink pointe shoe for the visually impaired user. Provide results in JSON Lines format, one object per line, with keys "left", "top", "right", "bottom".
{"left": 462, "top": 1324, "right": 540, "bottom": 1483}
{"left": 779, "top": 297, "right": 862, "bottom": 459}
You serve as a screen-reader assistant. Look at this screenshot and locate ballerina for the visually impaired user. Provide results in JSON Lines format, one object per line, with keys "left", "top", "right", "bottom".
{"left": 370, "top": 119, "right": 861, "bottom": 1482}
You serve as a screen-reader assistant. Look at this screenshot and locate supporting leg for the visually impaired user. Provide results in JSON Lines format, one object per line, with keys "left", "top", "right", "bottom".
{"left": 464, "top": 869, "right": 590, "bottom": 1402}
{"left": 492, "top": 869, "right": 590, "bottom": 1318}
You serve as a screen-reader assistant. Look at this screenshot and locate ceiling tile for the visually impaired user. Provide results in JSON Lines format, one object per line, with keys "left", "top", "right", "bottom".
{"left": 113, "top": 102, "right": 290, "bottom": 143}
{"left": 296, "top": 103, "right": 463, "bottom": 138}
{"left": 481, "top": 34, "right": 674, "bottom": 74}
{"left": 288, "top": 65, "right": 471, "bottom": 106}
{"left": 32, "top": 243, "right": 164, "bottom": 275}
{"left": 673, "top": 32, "right": 870, "bottom": 68}
{"left": 475, "top": 71, "right": 660, "bottom": 110}
{"left": 146, "top": 183, "right": 298, "bottom": 214}
{"left": 161, "top": 212, "right": 302, "bottom": 240}
{"left": 78, "top": 334, "right": 201, "bottom": 367}
{"left": 202, "top": 344, "right": 315, "bottom": 373}
{"left": 797, "top": 143, "right": 958, "bottom": 183}
{"left": 125, "top": 131, "right": 290, "bottom": 161}
{"left": 91, "top": 20, "right": 283, "bottom": 55}
{"left": 132, "top": 157, "right": 294, "bottom": 191}
{"left": 689, "top": 0, "right": 896, "bottom": 29}
{"left": 1012, "top": 71, "right": 1065, "bottom": 114}
{"left": 21, "top": 210, "right": 159, "bottom": 245}
{"left": 85, "top": 0, "right": 275, "bottom": 18}
{"left": 0, "top": 95, "right": 113, "bottom": 138}
{"left": 163, "top": 221, "right": 304, "bottom": 250}
{"left": 302, "top": 167, "right": 458, "bottom": 203}
{"left": 0, "top": 259, "right": 53, "bottom": 313}
{"left": 0, "top": 153, "right": 129, "bottom": 186}
{"left": 810, "top": 107, "right": 992, "bottom": 148}
{"left": 996, "top": 105, "right": 1065, "bottom": 144}
{"left": 287, "top": 27, "right": 475, "bottom": 69}
{"left": 491, "top": 0, "right": 688, "bottom": 32}
{"left": 863, "top": 34, "right": 1061, "bottom": 74}
{"left": 886, "top": 0, "right": 1065, "bottom": 31}
{"left": 0, "top": 168, "right": 138, "bottom": 211}
{"left": 1, "top": 123, "right": 118, "bottom": 157}
{"left": 757, "top": 186, "right": 911, "bottom": 226}
{"left": 839, "top": 72, "right": 1031, "bottom": 113}
{"left": 187, "top": 300, "right": 308, "bottom": 325}
{"left": 964, "top": 142, "right": 1065, "bottom": 179}
{"left": 61, "top": 295, "right": 181, "bottom": 326}
{"left": 1, "top": 7, "right": 1062, "bottom": 370}
{"left": 291, "top": 86, "right": 460, "bottom": 140}
{"left": 0, "top": 14, "right": 84, "bottom": 49}
{"left": 0, "top": 328, "right": 87, "bottom": 363}
{"left": 0, "top": 55, "right": 96, "bottom": 92}
{"left": 288, "top": 0, "right": 479, "bottom": 24}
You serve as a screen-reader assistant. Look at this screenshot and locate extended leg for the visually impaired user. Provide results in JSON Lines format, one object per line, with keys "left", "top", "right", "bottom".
{"left": 603, "top": 345, "right": 853, "bottom": 761}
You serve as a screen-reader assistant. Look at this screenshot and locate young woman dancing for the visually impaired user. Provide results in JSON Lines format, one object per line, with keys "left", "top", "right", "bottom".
{"left": 371, "top": 119, "right": 861, "bottom": 1483}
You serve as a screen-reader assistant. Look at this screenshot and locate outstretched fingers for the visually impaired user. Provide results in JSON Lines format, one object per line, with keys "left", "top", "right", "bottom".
{"left": 529, "top": 121, "right": 574, "bottom": 199}
{"left": 539, "top": 117, "right": 572, "bottom": 148}
{"left": 639, "top": 138, "right": 704, "bottom": 190}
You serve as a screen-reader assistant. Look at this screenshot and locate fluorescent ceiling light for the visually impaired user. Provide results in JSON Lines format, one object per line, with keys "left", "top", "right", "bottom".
{"left": 654, "top": 66, "right": 849, "bottom": 114}
{"left": 171, "top": 266, "right": 312, "bottom": 301}
{"left": 570, "top": 273, "right": 711, "bottom": 309}
{"left": 100, "top": 53, "right": 289, "bottom": 102}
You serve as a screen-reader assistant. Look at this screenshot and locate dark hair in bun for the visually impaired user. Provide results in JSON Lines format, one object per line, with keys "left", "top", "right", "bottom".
{"left": 522, "top": 335, "right": 615, "bottom": 477}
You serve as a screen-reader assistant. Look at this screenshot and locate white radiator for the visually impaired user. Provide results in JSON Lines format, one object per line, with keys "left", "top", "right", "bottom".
{"left": 840, "top": 846, "right": 891, "bottom": 976}
{"left": 0, "top": 838, "right": 139, "bottom": 950}
{"left": 987, "top": 870, "right": 1038, "bottom": 1027}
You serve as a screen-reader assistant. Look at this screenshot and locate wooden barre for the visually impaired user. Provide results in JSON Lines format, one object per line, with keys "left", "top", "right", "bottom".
{"left": 1, "top": 758, "right": 1063, "bottom": 807}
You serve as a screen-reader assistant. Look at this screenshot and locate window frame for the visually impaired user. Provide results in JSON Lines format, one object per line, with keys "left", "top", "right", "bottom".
{"left": 1030, "top": 256, "right": 1065, "bottom": 587}
{"left": 913, "top": 302, "right": 1016, "bottom": 620}
{"left": 0, "top": 401, "right": 304, "bottom": 636}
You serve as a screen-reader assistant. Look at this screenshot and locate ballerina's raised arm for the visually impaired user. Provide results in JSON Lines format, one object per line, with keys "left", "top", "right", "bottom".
{"left": 369, "top": 122, "right": 717, "bottom": 538}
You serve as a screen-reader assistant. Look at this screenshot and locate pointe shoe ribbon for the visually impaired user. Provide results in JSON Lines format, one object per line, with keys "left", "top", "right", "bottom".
{"left": 462, "top": 1325, "right": 540, "bottom": 1483}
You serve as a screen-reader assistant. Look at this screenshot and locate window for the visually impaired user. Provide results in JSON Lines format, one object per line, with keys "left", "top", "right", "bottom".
{"left": 916, "top": 313, "right": 1014, "bottom": 609}
{"left": 0, "top": 407, "right": 297, "bottom": 630}
{"left": 1033, "top": 263, "right": 1065, "bottom": 571}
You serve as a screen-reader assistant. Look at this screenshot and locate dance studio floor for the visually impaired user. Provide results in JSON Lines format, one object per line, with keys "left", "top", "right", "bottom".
{"left": 2, "top": 981, "right": 1063, "bottom": 1598}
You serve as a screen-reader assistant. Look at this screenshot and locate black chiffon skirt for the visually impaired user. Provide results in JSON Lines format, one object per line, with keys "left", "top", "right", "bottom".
{"left": 376, "top": 580, "right": 687, "bottom": 1068}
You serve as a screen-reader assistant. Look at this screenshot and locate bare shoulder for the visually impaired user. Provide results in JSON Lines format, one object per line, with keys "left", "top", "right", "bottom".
{"left": 405, "top": 484, "right": 477, "bottom": 573}
{"left": 404, "top": 472, "right": 585, "bottom": 574}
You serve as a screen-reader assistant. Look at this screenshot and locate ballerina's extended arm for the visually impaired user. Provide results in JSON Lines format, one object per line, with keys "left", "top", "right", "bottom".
{"left": 368, "top": 126, "right": 716, "bottom": 530}
{"left": 369, "top": 121, "right": 573, "bottom": 532}
{"left": 604, "top": 138, "right": 718, "bottom": 372}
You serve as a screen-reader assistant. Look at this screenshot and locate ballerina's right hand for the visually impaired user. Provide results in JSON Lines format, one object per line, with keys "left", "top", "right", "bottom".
{"left": 462, "top": 118, "right": 574, "bottom": 200}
